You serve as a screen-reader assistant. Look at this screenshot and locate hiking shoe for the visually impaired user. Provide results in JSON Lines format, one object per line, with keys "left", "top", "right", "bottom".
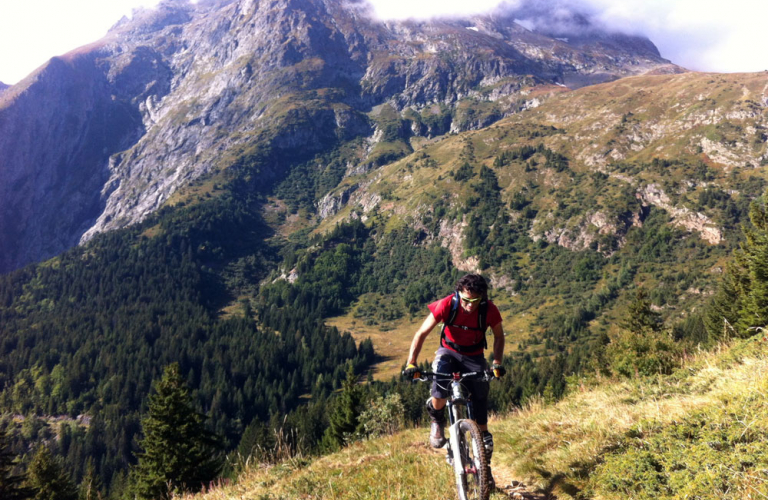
{"left": 430, "top": 422, "right": 447, "bottom": 448}
{"left": 426, "top": 398, "right": 447, "bottom": 448}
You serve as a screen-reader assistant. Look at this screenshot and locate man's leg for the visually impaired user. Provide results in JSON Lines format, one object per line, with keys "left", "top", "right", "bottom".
{"left": 428, "top": 349, "right": 455, "bottom": 448}
{"left": 426, "top": 397, "right": 448, "bottom": 448}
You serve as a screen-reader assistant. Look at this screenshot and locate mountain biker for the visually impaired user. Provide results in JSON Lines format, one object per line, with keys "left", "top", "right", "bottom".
{"left": 403, "top": 273, "right": 505, "bottom": 489}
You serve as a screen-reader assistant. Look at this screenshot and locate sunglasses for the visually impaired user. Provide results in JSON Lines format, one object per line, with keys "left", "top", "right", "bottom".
{"left": 459, "top": 294, "right": 481, "bottom": 303}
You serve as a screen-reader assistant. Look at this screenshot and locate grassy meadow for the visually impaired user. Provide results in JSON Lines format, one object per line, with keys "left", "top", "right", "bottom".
{"left": 178, "top": 334, "right": 768, "bottom": 500}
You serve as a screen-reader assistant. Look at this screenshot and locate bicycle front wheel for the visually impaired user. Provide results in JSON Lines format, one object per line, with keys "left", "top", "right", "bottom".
{"left": 451, "top": 419, "right": 489, "bottom": 500}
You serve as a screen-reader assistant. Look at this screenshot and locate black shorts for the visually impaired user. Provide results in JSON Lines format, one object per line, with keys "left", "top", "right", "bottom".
{"left": 431, "top": 347, "right": 490, "bottom": 425}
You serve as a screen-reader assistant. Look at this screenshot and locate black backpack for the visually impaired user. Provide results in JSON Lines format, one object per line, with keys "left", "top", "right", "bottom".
{"left": 439, "top": 291, "right": 489, "bottom": 353}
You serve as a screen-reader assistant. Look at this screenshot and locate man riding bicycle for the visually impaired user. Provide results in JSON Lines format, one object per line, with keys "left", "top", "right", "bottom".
{"left": 404, "top": 274, "right": 505, "bottom": 489}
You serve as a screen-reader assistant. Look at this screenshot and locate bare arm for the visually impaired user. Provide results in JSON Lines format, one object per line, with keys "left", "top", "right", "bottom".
{"left": 491, "top": 322, "right": 505, "bottom": 365}
{"left": 407, "top": 312, "right": 439, "bottom": 365}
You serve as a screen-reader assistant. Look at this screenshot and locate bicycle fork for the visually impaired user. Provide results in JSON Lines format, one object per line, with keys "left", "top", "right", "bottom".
{"left": 445, "top": 393, "right": 474, "bottom": 467}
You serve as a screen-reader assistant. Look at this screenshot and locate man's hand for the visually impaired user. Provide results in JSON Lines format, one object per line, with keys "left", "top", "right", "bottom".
{"left": 402, "top": 363, "right": 421, "bottom": 380}
{"left": 492, "top": 363, "right": 506, "bottom": 378}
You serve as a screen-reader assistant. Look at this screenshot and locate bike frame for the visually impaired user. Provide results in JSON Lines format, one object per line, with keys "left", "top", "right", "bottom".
{"left": 424, "top": 370, "right": 489, "bottom": 423}
{"left": 415, "top": 370, "right": 493, "bottom": 500}
{"left": 445, "top": 372, "right": 476, "bottom": 425}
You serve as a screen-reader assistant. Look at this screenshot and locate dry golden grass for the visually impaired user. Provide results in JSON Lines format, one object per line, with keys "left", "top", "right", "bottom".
{"left": 218, "top": 297, "right": 252, "bottom": 321}
{"left": 176, "top": 428, "right": 505, "bottom": 500}
{"left": 179, "top": 339, "right": 768, "bottom": 500}
{"left": 326, "top": 312, "right": 422, "bottom": 381}
{"left": 140, "top": 224, "right": 163, "bottom": 239}
{"left": 490, "top": 339, "right": 768, "bottom": 498}
{"left": 181, "top": 427, "right": 517, "bottom": 500}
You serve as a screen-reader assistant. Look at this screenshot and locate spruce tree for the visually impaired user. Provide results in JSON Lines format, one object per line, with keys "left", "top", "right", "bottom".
{"left": 706, "top": 195, "right": 768, "bottom": 338}
{"left": 607, "top": 288, "right": 680, "bottom": 377}
{"left": 235, "top": 418, "right": 271, "bottom": 464}
{"left": 321, "top": 365, "right": 363, "bottom": 450}
{"left": 25, "top": 445, "right": 77, "bottom": 500}
{"left": 704, "top": 255, "right": 746, "bottom": 340}
{"left": 130, "top": 363, "right": 222, "bottom": 500}
{"left": 622, "top": 288, "right": 662, "bottom": 334}
{"left": 0, "top": 428, "right": 34, "bottom": 500}
{"left": 737, "top": 198, "right": 768, "bottom": 334}
{"left": 78, "top": 458, "right": 101, "bottom": 500}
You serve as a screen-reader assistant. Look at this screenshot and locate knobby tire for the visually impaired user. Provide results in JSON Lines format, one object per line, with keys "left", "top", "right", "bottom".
{"left": 452, "top": 419, "right": 489, "bottom": 500}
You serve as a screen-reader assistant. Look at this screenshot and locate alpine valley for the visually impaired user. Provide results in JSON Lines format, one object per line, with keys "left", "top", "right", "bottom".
{"left": 0, "top": 0, "right": 767, "bottom": 498}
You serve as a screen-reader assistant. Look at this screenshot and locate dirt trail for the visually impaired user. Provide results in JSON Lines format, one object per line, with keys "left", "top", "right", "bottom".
{"left": 426, "top": 442, "right": 555, "bottom": 500}
{"left": 491, "top": 465, "right": 554, "bottom": 500}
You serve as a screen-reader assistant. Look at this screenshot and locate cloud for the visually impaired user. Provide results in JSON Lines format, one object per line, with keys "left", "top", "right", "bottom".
{"left": 1, "top": 0, "right": 765, "bottom": 84}
{"left": 364, "top": 0, "right": 516, "bottom": 20}
{"left": 0, "top": 0, "right": 161, "bottom": 84}
{"left": 365, "top": 0, "right": 768, "bottom": 72}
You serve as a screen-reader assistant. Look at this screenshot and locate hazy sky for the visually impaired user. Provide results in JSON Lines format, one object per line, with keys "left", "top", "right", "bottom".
{"left": 0, "top": 0, "right": 766, "bottom": 85}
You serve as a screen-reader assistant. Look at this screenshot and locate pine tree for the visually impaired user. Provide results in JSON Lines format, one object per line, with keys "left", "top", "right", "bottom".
{"left": 704, "top": 255, "right": 745, "bottom": 340}
{"left": 78, "top": 458, "right": 101, "bottom": 500}
{"left": 607, "top": 288, "right": 680, "bottom": 377}
{"left": 737, "top": 198, "right": 768, "bottom": 335}
{"left": 129, "top": 363, "right": 222, "bottom": 500}
{"left": 0, "top": 428, "right": 34, "bottom": 500}
{"left": 235, "top": 418, "right": 271, "bottom": 464}
{"left": 321, "top": 365, "right": 363, "bottom": 450}
{"left": 706, "top": 195, "right": 768, "bottom": 338}
{"left": 622, "top": 288, "right": 662, "bottom": 334}
{"left": 26, "top": 445, "right": 77, "bottom": 500}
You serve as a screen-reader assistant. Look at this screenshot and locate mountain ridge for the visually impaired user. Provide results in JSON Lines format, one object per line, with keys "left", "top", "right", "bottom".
{"left": 314, "top": 71, "right": 767, "bottom": 251}
{"left": 0, "top": 0, "right": 678, "bottom": 273}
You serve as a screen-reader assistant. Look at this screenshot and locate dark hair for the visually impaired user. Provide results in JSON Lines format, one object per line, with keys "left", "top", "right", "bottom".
{"left": 455, "top": 274, "right": 488, "bottom": 298}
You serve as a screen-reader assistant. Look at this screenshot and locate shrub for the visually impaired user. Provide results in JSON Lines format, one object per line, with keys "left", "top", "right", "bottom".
{"left": 606, "top": 328, "right": 682, "bottom": 377}
{"left": 358, "top": 393, "right": 406, "bottom": 439}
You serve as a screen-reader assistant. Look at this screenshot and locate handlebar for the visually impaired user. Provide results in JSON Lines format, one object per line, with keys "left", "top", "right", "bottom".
{"left": 412, "top": 370, "right": 496, "bottom": 383}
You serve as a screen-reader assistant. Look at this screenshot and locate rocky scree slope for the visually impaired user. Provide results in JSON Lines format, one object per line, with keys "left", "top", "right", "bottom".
{"left": 0, "top": 0, "right": 674, "bottom": 273}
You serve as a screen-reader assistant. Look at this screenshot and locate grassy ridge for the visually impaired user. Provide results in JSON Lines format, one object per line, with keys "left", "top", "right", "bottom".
{"left": 182, "top": 336, "right": 768, "bottom": 499}
{"left": 492, "top": 336, "right": 768, "bottom": 497}
{"left": 182, "top": 427, "right": 515, "bottom": 500}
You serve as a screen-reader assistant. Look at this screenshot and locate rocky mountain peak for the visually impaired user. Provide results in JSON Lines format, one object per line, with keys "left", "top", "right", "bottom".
{"left": 0, "top": 0, "right": 679, "bottom": 273}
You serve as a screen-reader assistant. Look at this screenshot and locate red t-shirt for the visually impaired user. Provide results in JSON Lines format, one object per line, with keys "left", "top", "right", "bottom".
{"left": 428, "top": 294, "right": 502, "bottom": 356}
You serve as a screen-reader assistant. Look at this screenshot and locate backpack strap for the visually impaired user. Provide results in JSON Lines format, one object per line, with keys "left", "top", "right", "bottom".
{"left": 477, "top": 298, "right": 488, "bottom": 333}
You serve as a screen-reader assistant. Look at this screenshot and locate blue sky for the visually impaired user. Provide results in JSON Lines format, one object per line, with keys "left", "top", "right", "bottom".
{"left": 0, "top": 0, "right": 766, "bottom": 85}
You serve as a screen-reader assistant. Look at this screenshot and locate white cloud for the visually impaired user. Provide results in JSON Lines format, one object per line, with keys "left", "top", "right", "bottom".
{"left": 366, "top": 0, "right": 768, "bottom": 73}
{"left": 0, "top": 0, "right": 161, "bottom": 84}
{"left": 0, "top": 0, "right": 766, "bottom": 84}
{"left": 365, "top": 0, "right": 515, "bottom": 20}
{"left": 581, "top": 0, "right": 768, "bottom": 72}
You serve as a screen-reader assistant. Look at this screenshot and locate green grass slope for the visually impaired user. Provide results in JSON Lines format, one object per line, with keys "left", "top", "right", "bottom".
{"left": 184, "top": 336, "right": 768, "bottom": 500}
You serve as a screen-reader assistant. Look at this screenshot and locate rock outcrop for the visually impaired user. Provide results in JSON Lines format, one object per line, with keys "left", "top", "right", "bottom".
{"left": 638, "top": 184, "right": 722, "bottom": 244}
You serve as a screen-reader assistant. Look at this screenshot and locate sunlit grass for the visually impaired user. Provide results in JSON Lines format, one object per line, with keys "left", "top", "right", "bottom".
{"left": 179, "top": 338, "right": 768, "bottom": 500}
{"left": 491, "top": 337, "right": 768, "bottom": 498}
{"left": 180, "top": 429, "right": 459, "bottom": 500}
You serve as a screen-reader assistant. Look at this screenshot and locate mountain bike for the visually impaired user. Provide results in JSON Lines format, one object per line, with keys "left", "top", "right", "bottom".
{"left": 413, "top": 370, "right": 496, "bottom": 500}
